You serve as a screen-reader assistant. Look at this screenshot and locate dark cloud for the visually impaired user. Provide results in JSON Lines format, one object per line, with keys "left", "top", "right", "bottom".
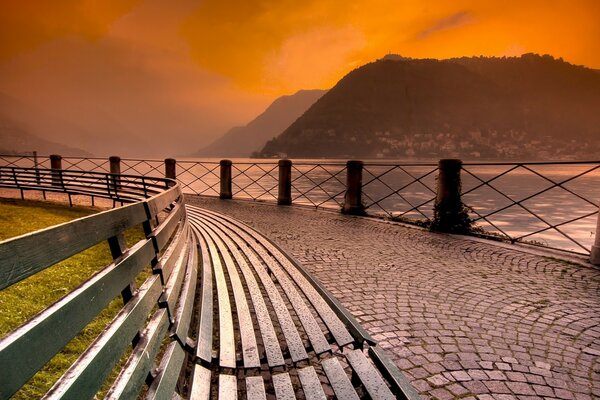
{"left": 416, "top": 11, "right": 474, "bottom": 40}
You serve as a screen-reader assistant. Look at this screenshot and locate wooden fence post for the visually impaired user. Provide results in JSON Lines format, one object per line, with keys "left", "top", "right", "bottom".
{"left": 50, "top": 154, "right": 63, "bottom": 187}
{"left": 590, "top": 206, "right": 600, "bottom": 265}
{"left": 165, "top": 158, "right": 176, "bottom": 187}
{"left": 109, "top": 156, "right": 121, "bottom": 193}
{"left": 220, "top": 159, "right": 232, "bottom": 199}
{"left": 432, "top": 159, "right": 471, "bottom": 233}
{"left": 342, "top": 160, "right": 365, "bottom": 215}
{"left": 278, "top": 159, "right": 292, "bottom": 205}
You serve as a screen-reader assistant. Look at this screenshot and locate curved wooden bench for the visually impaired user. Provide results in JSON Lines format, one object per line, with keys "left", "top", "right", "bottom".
{"left": 0, "top": 166, "right": 420, "bottom": 399}
{"left": 184, "top": 205, "right": 420, "bottom": 400}
{"left": 0, "top": 169, "right": 197, "bottom": 399}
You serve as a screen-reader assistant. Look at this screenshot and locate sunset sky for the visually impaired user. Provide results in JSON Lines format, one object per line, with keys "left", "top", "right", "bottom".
{"left": 0, "top": 0, "right": 598, "bottom": 156}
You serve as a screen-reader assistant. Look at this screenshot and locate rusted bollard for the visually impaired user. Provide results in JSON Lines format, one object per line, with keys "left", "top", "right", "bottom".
{"left": 164, "top": 158, "right": 177, "bottom": 188}
{"left": 432, "top": 159, "right": 470, "bottom": 233}
{"left": 109, "top": 156, "right": 121, "bottom": 192}
{"left": 342, "top": 160, "right": 365, "bottom": 215}
{"left": 220, "top": 159, "right": 232, "bottom": 199}
{"left": 591, "top": 207, "right": 600, "bottom": 265}
{"left": 278, "top": 159, "right": 292, "bottom": 205}
{"left": 50, "top": 154, "right": 63, "bottom": 187}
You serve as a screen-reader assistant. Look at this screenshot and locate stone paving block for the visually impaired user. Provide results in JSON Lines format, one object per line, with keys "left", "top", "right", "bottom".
{"left": 507, "top": 382, "right": 536, "bottom": 396}
{"left": 190, "top": 198, "right": 600, "bottom": 400}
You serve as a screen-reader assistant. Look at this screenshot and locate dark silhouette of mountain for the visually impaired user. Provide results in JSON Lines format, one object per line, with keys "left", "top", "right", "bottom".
{"left": 0, "top": 92, "right": 92, "bottom": 156}
{"left": 194, "top": 90, "right": 325, "bottom": 157}
{"left": 260, "top": 54, "right": 600, "bottom": 160}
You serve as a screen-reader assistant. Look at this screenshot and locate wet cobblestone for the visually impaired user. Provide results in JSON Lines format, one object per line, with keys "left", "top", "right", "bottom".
{"left": 187, "top": 197, "right": 600, "bottom": 400}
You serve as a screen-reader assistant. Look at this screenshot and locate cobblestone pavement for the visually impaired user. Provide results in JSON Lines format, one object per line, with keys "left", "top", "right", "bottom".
{"left": 187, "top": 196, "right": 600, "bottom": 400}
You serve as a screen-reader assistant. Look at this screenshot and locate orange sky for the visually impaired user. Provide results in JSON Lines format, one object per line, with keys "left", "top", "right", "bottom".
{"left": 0, "top": 0, "right": 598, "bottom": 156}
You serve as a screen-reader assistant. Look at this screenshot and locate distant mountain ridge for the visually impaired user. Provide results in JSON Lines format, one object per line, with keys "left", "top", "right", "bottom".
{"left": 0, "top": 92, "right": 92, "bottom": 156}
{"left": 193, "top": 89, "right": 325, "bottom": 157}
{"left": 259, "top": 54, "right": 600, "bottom": 160}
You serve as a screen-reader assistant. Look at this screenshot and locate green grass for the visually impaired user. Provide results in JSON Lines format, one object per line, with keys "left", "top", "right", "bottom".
{"left": 0, "top": 198, "right": 148, "bottom": 399}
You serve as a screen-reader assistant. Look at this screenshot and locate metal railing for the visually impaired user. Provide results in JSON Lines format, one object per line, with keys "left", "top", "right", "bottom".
{"left": 461, "top": 162, "right": 600, "bottom": 255}
{"left": 1, "top": 154, "right": 599, "bottom": 257}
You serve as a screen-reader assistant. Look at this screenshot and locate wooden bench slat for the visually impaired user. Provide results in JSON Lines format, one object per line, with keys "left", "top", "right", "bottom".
{"left": 199, "top": 223, "right": 261, "bottom": 368}
{"left": 272, "top": 372, "right": 296, "bottom": 400}
{"left": 322, "top": 357, "right": 360, "bottom": 400}
{"left": 190, "top": 209, "right": 330, "bottom": 355}
{"left": 195, "top": 224, "right": 236, "bottom": 368}
{"left": 191, "top": 225, "right": 214, "bottom": 363}
{"left": 106, "top": 309, "right": 170, "bottom": 400}
{"left": 369, "top": 345, "right": 422, "bottom": 400}
{"left": 152, "top": 202, "right": 185, "bottom": 251}
{"left": 158, "top": 223, "right": 189, "bottom": 281}
{"left": 298, "top": 366, "right": 327, "bottom": 400}
{"left": 345, "top": 349, "right": 395, "bottom": 400}
{"left": 218, "top": 374, "right": 238, "bottom": 400}
{"left": 199, "top": 218, "right": 285, "bottom": 367}
{"left": 188, "top": 211, "right": 308, "bottom": 363}
{"left": 190, "top": 365, "right": 211, "bottom": 400}
{"left": 0, "top": 239, "right": 155, "bottom": 399}
{"left": 145, "top": 186, "right": 181, "bottom": 218}
{"left": 245, "top": 376, "right": 267, "bottom": 400}
{"left": 0, "top": 201, "right": 147, "bottom": 290}
{"left": 195, "top": 207, "right": 355, "bottom": 347}
{"left": 43, "top": 275, "right": 163, "bottom": 399}
{"left": 146, "top": 341, "right": 186, "bottom": 400}
{"left": 173, "top": 234, "right": 199, "bottom": 341}
{"left": 163, "top": 234, "right": 192, "bottom": 316}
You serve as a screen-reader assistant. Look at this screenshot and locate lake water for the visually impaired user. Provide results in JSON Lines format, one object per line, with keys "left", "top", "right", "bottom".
{"left": 4, "top": 155, "right": 599, "bottom": 255}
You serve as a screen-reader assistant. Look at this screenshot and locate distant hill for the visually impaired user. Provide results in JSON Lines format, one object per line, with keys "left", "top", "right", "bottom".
{"left": 0, "top": 117, "right": 92, "bottom": 157}
{"left": 259, "top": 54, "right": 600, "bottom": 160}
{"left": 0, "top": 92, "right": 92, "bottom": 157}
{"left": 194, "top": 89, "right": 325, "bottom": 157}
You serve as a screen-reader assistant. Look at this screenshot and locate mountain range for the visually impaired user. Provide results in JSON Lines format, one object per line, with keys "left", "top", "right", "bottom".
{"left": 0, "top": 92, "right": 91, "bottom": 156}
{"left": 193, "top": 90, "right": 325, "bottom": 157}
{"left": 259, "top": 54, "right": 600, "bottom": 160}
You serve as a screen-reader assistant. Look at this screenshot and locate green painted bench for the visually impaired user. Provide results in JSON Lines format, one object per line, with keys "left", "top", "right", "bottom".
{"left": 0, "top": 166, "right": 420, "bottom": 399}
{"left": 0, "top": 168, "right": 195, "bottom": 399}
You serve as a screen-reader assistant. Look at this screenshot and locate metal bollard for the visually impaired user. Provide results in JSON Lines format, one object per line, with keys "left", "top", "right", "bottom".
{"left": 50, "top": 154, "right": 63, "bottom": 187}
{"left": 278, "top": 159, "right": 292, "bottom": 205}
{"left": 220, "top": 159, "right": 232, "bottom": 199}
{"left": 590, "top": 206, "right": 600, "bottom": 265}
{"left": 109, "top": 156, "right": 121, "bottom": 192}
{"left": 342, "top": 160, "right": 365, "bottom": 215}
{"left": 432, "top": 159, "right": 469, "bottom": 232}
{"left": 164, "top": 158, "right": 177, "bottom": 187}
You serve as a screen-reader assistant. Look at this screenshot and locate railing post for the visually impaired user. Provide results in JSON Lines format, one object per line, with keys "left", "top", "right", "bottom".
{"left": 164, "top": 158, "right": 177, "bottom": 188}
{"left": 109, "top": 156, "right": 121, "bottom": 193}
{"left": 33, "top": 151, "right": 40, "bottom": 184}
{"left": 342, "top": 160, "right": 365, "bottom": 215}
{"left": 278, "top": 159, "right": 292, "bottom": 205}
{"left": 432, "top": 159, "right": 470, "bottom": 233}
{"left": 591, "top": 207, "right": 600, "bottom": 265}
{"left": 220, "top": 159, "right": 232, "bottom": 199}
{"left": 50, "top": 154, "right": 63, "bottom": 187}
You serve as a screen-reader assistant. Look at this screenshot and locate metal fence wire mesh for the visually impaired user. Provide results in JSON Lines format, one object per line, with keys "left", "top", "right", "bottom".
{"left": 0, "top": 155, "right": 598, "bottom": 255}
{"left": 232, "top": 162, "right": 279, "bottom": 201}
{"left": 362, "top": 163, "right": 438, "bottom": 221}
{"left": 291, "top": 163, "right": 347, "bottom": 209}
{"left": 177, "top": 160, "right": 220, "bottom": 196}
{"left": 461, "top": 162, "right": 600, "bottom": 254}
{"left": 61, "top": 157, "right": 109, "bottom": 173}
